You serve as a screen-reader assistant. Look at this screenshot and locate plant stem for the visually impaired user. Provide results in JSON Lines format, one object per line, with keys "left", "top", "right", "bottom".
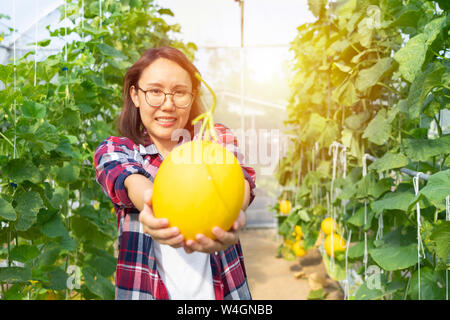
{"left": 376, "top": 81, "right": 402, "bottom": 96}
{"left": 0, "top": 132, "right": 14, "bottom": 148}
{"left": 434, "top": 114, "right": 443, "bottom": 137}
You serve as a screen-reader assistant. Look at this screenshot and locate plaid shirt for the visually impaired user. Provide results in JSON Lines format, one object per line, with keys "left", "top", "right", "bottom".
{"left": 94, "top": 123, "right": 256, "bottom": 300}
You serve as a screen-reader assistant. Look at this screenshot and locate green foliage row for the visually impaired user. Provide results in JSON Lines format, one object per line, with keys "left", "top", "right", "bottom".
{"left": 0, "top": 0, "right": 196, "bottom": 300}
{"left": 276, "top": 0, "right": 449, "bottom": 299}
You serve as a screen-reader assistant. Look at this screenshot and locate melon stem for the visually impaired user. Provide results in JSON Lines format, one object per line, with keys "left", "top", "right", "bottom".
{"left": 192, "top": 72, "right": 219, "bottom": 143}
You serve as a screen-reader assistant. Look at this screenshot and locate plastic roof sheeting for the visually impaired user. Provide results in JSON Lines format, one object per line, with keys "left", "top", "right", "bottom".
{"left": 0, "top": 0, "right": 67, "bottom": 64}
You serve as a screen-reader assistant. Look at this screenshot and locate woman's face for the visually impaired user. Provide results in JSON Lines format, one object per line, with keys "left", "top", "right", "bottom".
{"left": 131, "top": 58, "right": 193, "bottom": 145}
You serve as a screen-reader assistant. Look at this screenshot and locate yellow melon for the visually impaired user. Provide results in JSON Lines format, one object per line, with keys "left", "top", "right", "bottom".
{"left": 152, "top": 140, "right": 245, "bottom": 240}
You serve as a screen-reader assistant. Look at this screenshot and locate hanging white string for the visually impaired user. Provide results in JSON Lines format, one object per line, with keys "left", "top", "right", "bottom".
{"left": 13, "top": 0, "right": 17, "bottom": 160}
{"left": 328, "top": 142, "right": 339, "bottom": 202}
{"left": 362, "top": 154, "right": 369, "bottom": 177}
{"left": 298, "top": 147, "right": 303, "bottom": 187}
{"left": 64, "top": 0, "right": 67, "bottom": 62}
{"left": 344, "top": 229, "right": 352, "bottom": 300}
{"left": 376, "top": 211, "right": 384, "bottom": 241}
{"left": 81, "top": 0, "right": 85, "bottom": 39}
{"left": 312, "top": 145, "right": 316, "bottom": 172}
{"left": 330, "top": 205, "right": 336, "bottom": 272}
{"left": 99, "top": 0, "right": 102, "bottom": 30}
{"left": 412, "top": 172, "right": 425, "bottom": 300}
{"left": 443, "top": 198, "right": 449, "bottom": 299}
{"left": 34, "top": 0, "right": 39, "bottom": 86}
{"left": 362, "top": 154, "right": 369, "bottom": 280}
{"left": 340, "top": 146, "right": 347, "bottom": 179}
{"left": 64, "top": 0, "right": 69, "bottom": 103}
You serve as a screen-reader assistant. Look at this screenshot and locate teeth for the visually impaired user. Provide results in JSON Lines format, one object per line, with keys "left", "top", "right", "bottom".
{"left": 156, "top": 117, "right": 176, "bottom": 123}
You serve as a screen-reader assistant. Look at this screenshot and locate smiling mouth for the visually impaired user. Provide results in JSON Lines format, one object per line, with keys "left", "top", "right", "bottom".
{"left": 155, "top": 116, "right": 177, "bottom": 123}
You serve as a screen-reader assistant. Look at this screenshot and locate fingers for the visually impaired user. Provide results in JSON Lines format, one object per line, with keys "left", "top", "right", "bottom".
{"left": 139, "top": 189, "right": 184, "bottom": 248}
{"left": 184, "top": 228, "right": 239, "bottom": 254}
{"left": 213, "top": 227, "right": 238, "bottom": 245}
{"left": 139, "top": 201, "right": 168, "bottom": 229}
{"left": 143, "top": 189, "right": 153, "bottom": 207}
{"left": 229, "top": 210, "right": 246, "bottom": 232}
{"left": 183, "top": 211, "right": 246, "bottom": 254}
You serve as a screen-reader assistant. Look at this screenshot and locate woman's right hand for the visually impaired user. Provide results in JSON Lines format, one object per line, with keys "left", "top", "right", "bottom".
{"left": 139, "top": 189, "right": 185, "bottom": 248}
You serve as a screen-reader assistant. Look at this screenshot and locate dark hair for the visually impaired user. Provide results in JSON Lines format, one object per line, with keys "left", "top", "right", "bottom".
{"left": 118, "top": 46, "right": 205, "bottom": 145}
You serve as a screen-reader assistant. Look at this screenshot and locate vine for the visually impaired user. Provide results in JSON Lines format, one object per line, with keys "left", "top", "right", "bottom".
{"left": 276, "top": 0, "right": 449, "bottom": 300}
{"left": 0, "top": 0, "right": 196, "bottom": 300}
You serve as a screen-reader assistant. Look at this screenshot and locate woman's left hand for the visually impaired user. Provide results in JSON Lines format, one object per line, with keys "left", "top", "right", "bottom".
{"left": 183, "top": 210, "right": 246, "bottom": 254}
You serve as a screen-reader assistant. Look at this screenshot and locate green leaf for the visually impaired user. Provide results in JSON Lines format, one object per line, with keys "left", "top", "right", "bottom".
{"left": 407, "top": 62, "right": 445, "bottom": 119}
{"left": 97, "top": 43, "right": 128, "bottom": 60}
{"left": 60, "top": 108, "right": 81, "bottom": 129}
{"left": 302, "top": 113, "right": 327, "bottom": 144}
{"left": 82, "top": 266, "right": 115, "bottom": 300}
{"left": 409, "top": 267, "right": 446, "bottom": 300}
{"left": 37, "top": 39, "right": 51, "bottom": 47}
{"left": 36, "top": 245, "right": 62, "bottom": 268}
{"left": 307, "top": 0, "right": 326, "bottom": 17}
{"left": 355, "top": 58, "right": 392, "bottom": 92}
{"left": 368, "top": 178, "right": 393, "bottom": 199}
{"left": 362, "top": 109, "right": 391, "bottom": 145}
{"left": 50, "top": 186, "right": 69, "bottom": 209}
{"left": 10, "top": 245, "right": 40, "bottom": 263}
{"left": 347, "top": 206, "right": 374, "bottom": 230}
{"left": 34, "top": 122, "right": 60, "bottom": 152}
{"left": 390, "top": 3, "right": 421, "bottom": 28}
{"left": 157, "top": 8, "right": 174, "bottom": 16}
{"left": 307, "top": 288, "right": 328, "bottom": 300}
{"left": 394, "top": 33, "right": 427, "bottom": 83}
{"left": 354, "top": 275, "right": 403, "bottom": 300}
{"left": 419, "top": 170, "right": 450, "bottom": 210}
{"left": 21, "top": 101, "right": 47, "bottom": 119}
{"left": 344, "top": 110, "right": 370, "bottom": 131}
{"left": 336, "top": 0, "right": 357, "bottom": 29}
{"left": 71, "top": 216, "right": 110, "bottom": 246}
{"left": 45, "top": 267, "right": 68, "bottom": 291}
{"left": 318, "top": 120, "right": 340, "bottom": 148}
{"left": 15, "top": 191, "right": 44, "bottom": 231}
{"left": 429, "top": 221, "right": 450, "bottom": 263}
{"left": 354, "top": 281, "right": 384, "bottom": 300}
{"left": 0, "top": 266, "right": 32, "bottom": 283}
{"left": 0, "top": 198, "right": 17, "bottom": 221}
{"left": 3, "top": 159, "right": 42, "bottom": 184}
{"left": 394, "top": 16, "right": 446, "bottom": 83}
{"left": 52, "top": 162, "right": 80, "bottom": 185}
{"left": 333, "top": 80, "right": 359, "bottom": 107}
{"left": 59, "top": 233, "right": 77, "bottom": 252}
{"left": 355, "top": 171, "right": 377, "bottom": 198}
{"left": 41, "top": 214, "right": 69, "bottom": 238}
{"left": 370, "top": 243, "right": 418, "bottom": 271}
{"left": 56, "top": 135, "right": 82, "bottom": 160}
{"left": 403, "top": 134, "right": 450, "bottom": 161}
{"left": 321, "top": 250, "right": 346, "bottom": 280}
{"left": 347, "top": 241, "right": 370, "bottom": 259}
{"left": 86, "top": 255, "right": 116, "bottom": 278}
{"left": 0, "top": 64, "right": 13, "bottom": 84}
{"left": 339, "top": 181, "right": 356, "bottom": 200}
{"left": 296, "top": 209, "right": 311, "bottom": 222}
{"left": 368, "top": 152, "right": 409, "bottom": 172}
{"left": 370, "top": 188, "right": 416, "bottom": 214}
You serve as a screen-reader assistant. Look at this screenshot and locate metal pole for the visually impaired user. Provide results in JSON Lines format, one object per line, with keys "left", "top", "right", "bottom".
{"left": 235, "top": 0, "right": 245, "bottom": 133}
{"left": 364, "top": 154, "right": 429, "bottom": 181}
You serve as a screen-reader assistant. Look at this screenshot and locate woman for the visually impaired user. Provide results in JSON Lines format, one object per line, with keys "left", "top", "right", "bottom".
{"left": 94, "top": 46, "right": 256, "bottom": 300}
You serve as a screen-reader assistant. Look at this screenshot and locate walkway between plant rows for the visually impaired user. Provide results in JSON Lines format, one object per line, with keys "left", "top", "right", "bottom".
{"left": 239, "top": 228, "right": 344, "bottom": 300}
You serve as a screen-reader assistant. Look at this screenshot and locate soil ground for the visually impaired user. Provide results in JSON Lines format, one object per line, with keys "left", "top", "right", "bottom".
{"left": 239, "top": 228, "right": 344, "bottom": 300}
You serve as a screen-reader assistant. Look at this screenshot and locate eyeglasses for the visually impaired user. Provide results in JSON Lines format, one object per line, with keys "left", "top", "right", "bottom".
{"left": 136, "top": 86, "right": 194, "bottom": 109}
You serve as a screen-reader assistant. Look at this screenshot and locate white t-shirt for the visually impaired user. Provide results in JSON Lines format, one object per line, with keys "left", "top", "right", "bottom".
{"left": 153, "top": 241, "right": 215, "bottom": 300}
